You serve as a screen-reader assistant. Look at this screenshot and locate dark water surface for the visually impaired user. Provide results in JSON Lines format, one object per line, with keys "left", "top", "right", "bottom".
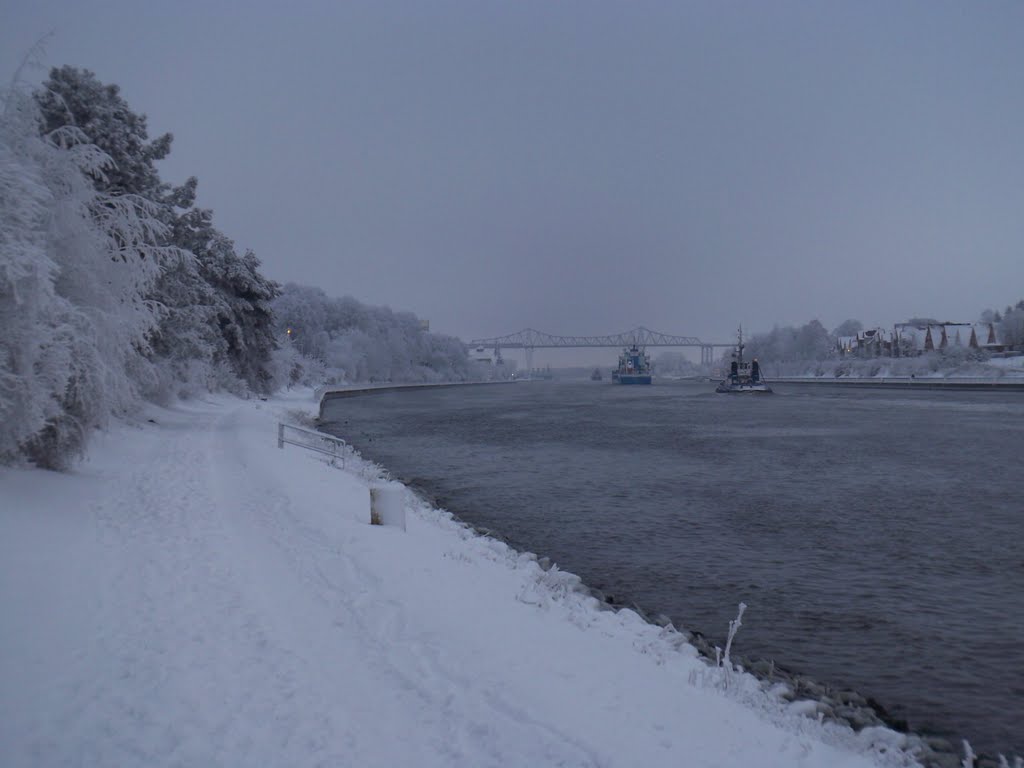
{"left": 321, "top": 381, "right": 1024, "bottom": 758}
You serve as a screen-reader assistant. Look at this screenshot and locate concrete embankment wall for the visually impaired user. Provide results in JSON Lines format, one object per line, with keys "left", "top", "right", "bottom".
{"left": 771, "top": 377, "right": 1024, "bottom": 391}
{"left": 317, "top": 380, "right": 517, "bottom": 419}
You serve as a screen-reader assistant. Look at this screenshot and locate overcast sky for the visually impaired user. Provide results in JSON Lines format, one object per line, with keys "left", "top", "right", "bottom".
{"left": 3, "top": 1, "right": 1023, "bottom": 344}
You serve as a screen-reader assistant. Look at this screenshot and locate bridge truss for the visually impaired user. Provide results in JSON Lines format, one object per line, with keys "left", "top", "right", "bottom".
{"left": 467, "top": 326, "right": 732, "bottom": 367}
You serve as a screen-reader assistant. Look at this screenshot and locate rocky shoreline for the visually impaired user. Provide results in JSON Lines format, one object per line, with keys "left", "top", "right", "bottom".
{"left": 583, "top": 580, "right": 974, "bottom": 768}
{"left": 406, "top": 492, "right": 977, "bottom": 768}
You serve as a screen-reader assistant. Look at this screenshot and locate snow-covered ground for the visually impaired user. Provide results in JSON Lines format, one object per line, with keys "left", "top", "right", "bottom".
{"left": 985, "top": 355, "right": 1024, "bottom": 372}
{"left": 0, "top": 391, "right": 923, "bottom": 768}
{"left": 764, "top": 354, "right": 1024, "bottom": 380}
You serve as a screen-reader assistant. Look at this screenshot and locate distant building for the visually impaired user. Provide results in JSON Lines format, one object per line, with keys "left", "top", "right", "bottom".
{"left": 837, "top": 328, "right": 895, "bottom": 357}
{"left": 836, "top": 335, "right": 856, "bottom": 355}
{"left": 893, "top": 322, "right": 1007, "bottom": 356}
{"left": 470, "top": 345, "right": 505, "bottom": 366}
{"left": 471, "top": 346, "right": 495, "bottom": 365}
{"left": 837, "top": 321, "right": 1012, "bottom": 358}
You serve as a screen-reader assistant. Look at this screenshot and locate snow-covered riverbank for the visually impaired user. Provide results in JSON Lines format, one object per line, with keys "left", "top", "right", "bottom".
{"left": 1, "top": 390, "right": 926, "bottom": 767}
{"left": 758, "top": 355, "right": 1024, "bottom": 383}
{"left": 770, "top": 376, "right": 1024, "bottom": 390}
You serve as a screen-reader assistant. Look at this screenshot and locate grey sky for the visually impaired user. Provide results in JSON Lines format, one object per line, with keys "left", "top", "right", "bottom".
{"left": 3, "top": 1, "right": 1023, "bottom": 345}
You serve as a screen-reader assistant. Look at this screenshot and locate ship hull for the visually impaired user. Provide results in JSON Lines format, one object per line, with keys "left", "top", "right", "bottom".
{"left": 715, "top": 380, "right": 772, "bottom": 393}
{"left": 613, "top": 373, "right": 652, "bottom": 385}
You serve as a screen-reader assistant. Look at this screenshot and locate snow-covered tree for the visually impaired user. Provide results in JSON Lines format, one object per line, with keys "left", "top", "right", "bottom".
{"left": 794, "top": 319, "right": 832, "bottom": 361}
{"left": 37, "top": 66, "right": 279, "bottom": 395}
{"left": 0, "top": 81, "right": 66, "bottom": 462}
{"left": 833, "top": 319, "right": 862, "bottom": 337}
{"left": 744, "top": 319, "right": 832, "bottom": 363}
{"left": 272, "top": 283, "right": 469, "bottom": 383}
{"left": 1000, "top": 304, "right": 1024, "bottom": 349}
{"left": 35, "top": 66, "right": 171, "bottom": 198}
{"left": 744, "top": 325, "right": 796, "bottom": 363}
{"left": 167, "top": 201, "right": 279, "bottom": 393}
{"left": 1, "top": 74, "right": 172, "bottom": 467}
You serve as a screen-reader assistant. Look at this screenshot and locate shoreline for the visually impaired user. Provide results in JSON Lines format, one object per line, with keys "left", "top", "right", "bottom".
{"left": 317, "top": 379, "right": 518, "bottom": 418}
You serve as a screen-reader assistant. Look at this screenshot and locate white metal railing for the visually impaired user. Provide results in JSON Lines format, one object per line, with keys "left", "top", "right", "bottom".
{"left": 277, "top": 422, "right": 349, "bottom": 467}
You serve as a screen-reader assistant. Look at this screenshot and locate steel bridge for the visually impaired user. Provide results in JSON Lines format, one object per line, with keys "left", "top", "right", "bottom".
{"left": 467, "top": 326, "right": 733, "bottom": 367}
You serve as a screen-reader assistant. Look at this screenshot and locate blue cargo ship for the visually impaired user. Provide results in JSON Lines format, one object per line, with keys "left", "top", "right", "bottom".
{"left": 612, "top": 344, "right": 652, "bottom": 385}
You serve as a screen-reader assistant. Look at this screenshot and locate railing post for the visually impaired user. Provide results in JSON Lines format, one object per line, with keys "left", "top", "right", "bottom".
{"left": 278, "top": 422, "right": 284, "bottom": 449}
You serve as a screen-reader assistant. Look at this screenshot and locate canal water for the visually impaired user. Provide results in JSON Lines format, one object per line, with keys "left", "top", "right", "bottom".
{"left": 320, "top": 381, "right": 1024, "bottom": 758}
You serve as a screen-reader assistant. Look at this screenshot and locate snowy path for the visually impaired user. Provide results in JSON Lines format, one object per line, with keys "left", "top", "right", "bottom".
{"left": 1, "top": 394, "right": 916, "bottom": 767}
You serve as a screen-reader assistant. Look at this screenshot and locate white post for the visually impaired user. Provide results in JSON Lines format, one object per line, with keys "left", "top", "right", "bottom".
{"left": 369, "top": 484, "right": 406, "bottom": 531}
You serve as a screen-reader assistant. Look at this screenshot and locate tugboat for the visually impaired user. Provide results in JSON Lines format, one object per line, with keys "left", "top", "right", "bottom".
{"left": 716, "top": 327, "right": 772, "bottom": 393}
{"left": 591, "top": 368, "right": 603, "bottom": 381}
{"left": 612, "top": 344, "right": 652, "bottom": 385}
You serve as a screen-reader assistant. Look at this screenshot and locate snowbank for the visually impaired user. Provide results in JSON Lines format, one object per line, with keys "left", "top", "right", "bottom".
{"left": 0, "top": 391, "right": 923, "bottom": 767}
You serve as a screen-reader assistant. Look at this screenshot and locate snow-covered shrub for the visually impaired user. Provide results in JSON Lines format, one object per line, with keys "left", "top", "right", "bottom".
{"left": 265, "top": 342, "right": 321, "bottom": 390}
{"left": 722, "top": 602, "right": 747, "bottom": 669}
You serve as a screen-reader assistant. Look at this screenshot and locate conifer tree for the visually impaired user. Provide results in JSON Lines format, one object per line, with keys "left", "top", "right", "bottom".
{"left": 35, "top": 66, "right": 280, "bottom": 394}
